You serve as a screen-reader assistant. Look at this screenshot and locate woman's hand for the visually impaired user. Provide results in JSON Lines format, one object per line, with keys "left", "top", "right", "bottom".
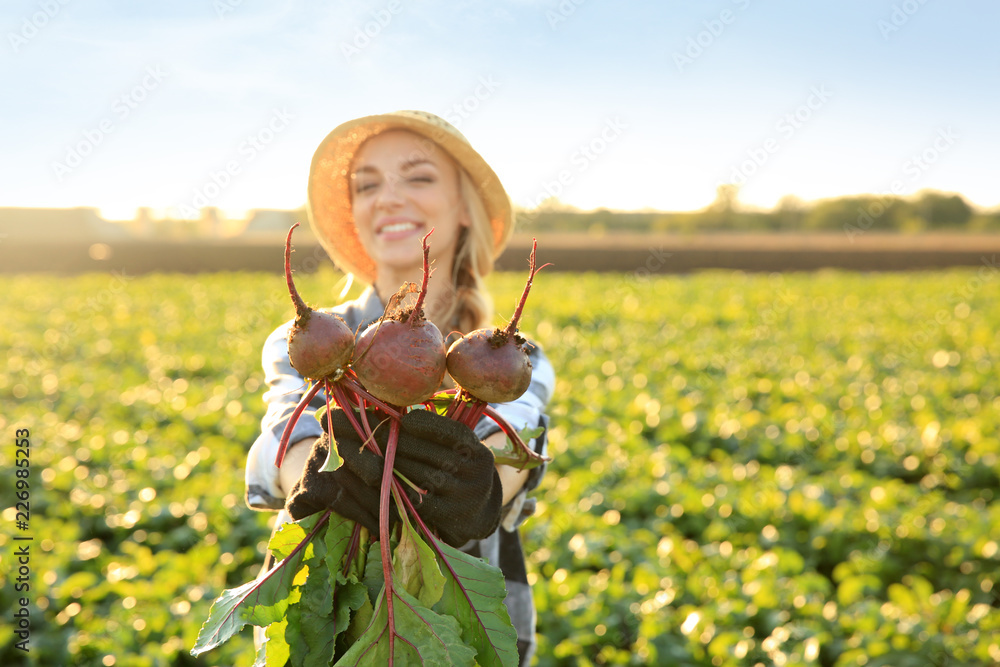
{"left": 282, "top": 409, "right": 504, "bottom": 547}
{"left": 483, "top": 432, "right": 531, "bottom": 505}
{"left": 281, "top": 431, "right": 531, "bottom": 509}
{"left": 277, "top": 437, "right": 318, "bottom": 498}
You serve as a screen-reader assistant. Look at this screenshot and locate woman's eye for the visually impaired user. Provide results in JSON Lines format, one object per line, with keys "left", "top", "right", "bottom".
{"left": 409, "top": 175, "right": 433, "bottom": 184}
{"left": 355, "top": 181, "right": 377, "bottom": 193}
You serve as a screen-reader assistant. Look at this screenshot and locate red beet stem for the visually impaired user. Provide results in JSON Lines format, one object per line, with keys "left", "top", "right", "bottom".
{"left": 324, "top": 378, "right": 335, "bottom": 452}
{"left": 329, "top": 380, "right": 385, "bottom": 457}
{"left": 460, "top": 397, "right": 488, "bottom": 427}
{"left": 444, "top": 394, "right": 461, "bottom": 420}
{"left": 274, "top": 381, "right": 324, "bottom": 467}
{"left": 247, "top": 508, "right": 332, "bottom": 602}
{"left": 503, "top": 238, "right": 551, "bottom": 339}
{"left": 482, "top": 404, "right": 551, "bottom": 469}
{"left": 329, "top": 383, "right": 364, "bottom": 440}
{"left": 379, "top": 418, "right": 402, "bottom": 662}
{"left": 407, "top": 228, "right": 434, "bottom": 326}
{"left": 357, "top": 397, "right": 374, "bottom": 442}
{"left": 447, "top": 388, "right": 485, "bottom": 428}
{"left": 342, "top": 522, "right": 364, "bottom": 578}
{"left": 284, "top": 223, "right": 310, "bottom": 322}
{"left": 451, "top": 396, "right": 467, "bottom": 423}
{"left": 339, "top": 372, "right": 404, "bottom": 420}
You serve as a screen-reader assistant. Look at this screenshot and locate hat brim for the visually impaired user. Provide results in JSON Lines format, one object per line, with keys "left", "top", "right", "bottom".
{"left": 307, "top": 111, "right": 513, "bottom": 284}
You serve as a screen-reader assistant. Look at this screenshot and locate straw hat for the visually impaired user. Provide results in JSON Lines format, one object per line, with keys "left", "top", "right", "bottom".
{"left": 307, "top": 110, "right": 514, "bottom": 284}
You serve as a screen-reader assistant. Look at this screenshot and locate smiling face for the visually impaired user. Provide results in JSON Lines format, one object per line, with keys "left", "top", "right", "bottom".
{"left": 350, "top": 130, "right": 469, "bottom": 287}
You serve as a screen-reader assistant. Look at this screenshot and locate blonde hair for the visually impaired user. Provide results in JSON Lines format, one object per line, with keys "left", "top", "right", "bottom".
{"left": 442, "top": 168, "right": 495, "bottom": 335}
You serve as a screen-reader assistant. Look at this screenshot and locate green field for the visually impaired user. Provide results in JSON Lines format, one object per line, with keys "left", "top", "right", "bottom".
{"left": 1, "top": 268, "right": 998, "bottom": 666}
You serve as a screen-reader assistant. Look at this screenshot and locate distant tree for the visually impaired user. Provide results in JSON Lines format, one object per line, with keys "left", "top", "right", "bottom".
{"left": 711, "top": 184, "right": 739, "bottom": 213}
{"left": 774, "top": 195, "right": 806, "bottom": 231}
{"left": 512, "top": 188, "right": 981, "bottom": 235}
{"left": 804, "top": 195, "right": 914, "bottom": 233}
{"left": 694, "top": 184, "right": 740, "bottom": 230}
{"left": 969, "top": 210, "right": 1000, "bottom": 231}
{"left": 538, "top": 197, "right": 574, "bottom": 212}
{"left": 801, "top": 197, "right": 858, "bottom": 231}
{"left": 913, "top": 190, "right": 973, "bottom": 228}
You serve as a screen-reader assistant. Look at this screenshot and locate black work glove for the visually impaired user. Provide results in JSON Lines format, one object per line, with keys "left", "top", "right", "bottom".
{"left": 285, "top": 408, "right": 503, "bottom": 547}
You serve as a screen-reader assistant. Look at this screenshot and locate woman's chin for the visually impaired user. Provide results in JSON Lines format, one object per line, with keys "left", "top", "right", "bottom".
{"left": 373, "top": 250, "right": 426, "bottom": 280}
{"left": 370, "top": 235, "right": 457, "bottom": 283}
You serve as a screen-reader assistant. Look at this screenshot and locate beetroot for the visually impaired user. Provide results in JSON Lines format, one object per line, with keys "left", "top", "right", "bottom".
{"left": 352, "top": 317, "right": 446, "bottom": 407}
{"left": 445, "top": 330, "right": 531, "bottom": 404}
{"left": 446, "top": 239, "right": 547, "bottom": 405}
{"left": 283, "top": 224, "right": 355, "bottom": 380}
{"left": 352, "top": 232, "right": 447, "bottom": 407}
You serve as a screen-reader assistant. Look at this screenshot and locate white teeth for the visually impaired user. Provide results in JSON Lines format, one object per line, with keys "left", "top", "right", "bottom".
{"left": 379, "top": 222, "right": 418, "bottom": 234}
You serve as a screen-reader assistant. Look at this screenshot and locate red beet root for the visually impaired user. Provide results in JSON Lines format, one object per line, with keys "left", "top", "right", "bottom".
{"left": 288, "top": 314, "right": 354, "bottom": 380}
{"left": 446, "top": 239, "right": 547, "bottom": 404}
{"left": 352, "top": 231, "right": 447, "bottom": 407}
{"left": 283, "top": 224, "right": 355, "bottom": 380}
{"left": 354, "top": 318, "right": 446, "bottom": 407}
{"left": 445, "top": 330, "right": 531, "bottom": 403}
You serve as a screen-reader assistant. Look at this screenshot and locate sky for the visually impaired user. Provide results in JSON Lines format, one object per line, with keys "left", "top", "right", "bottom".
{"left": 2, "top": 0, "right": 998, "bottom": 220}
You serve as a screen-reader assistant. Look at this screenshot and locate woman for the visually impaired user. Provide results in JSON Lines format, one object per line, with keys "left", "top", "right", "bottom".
{"left": 244, "top": 110, "right": 555, "bottom": 664}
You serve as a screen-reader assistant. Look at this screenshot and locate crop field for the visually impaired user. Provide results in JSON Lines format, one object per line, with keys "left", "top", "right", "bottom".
{"left": 1, "top": 267, "right": 998, "bottom": 666}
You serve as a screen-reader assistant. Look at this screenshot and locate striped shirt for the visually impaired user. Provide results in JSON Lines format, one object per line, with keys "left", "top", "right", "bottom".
{"left": 244, "top": 286, "right": 554, "bottom": 664}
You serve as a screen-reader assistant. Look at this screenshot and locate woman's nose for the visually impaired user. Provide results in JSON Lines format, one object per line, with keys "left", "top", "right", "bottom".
{"left": 375, "top": 176, "right": 404, "bottom": 207}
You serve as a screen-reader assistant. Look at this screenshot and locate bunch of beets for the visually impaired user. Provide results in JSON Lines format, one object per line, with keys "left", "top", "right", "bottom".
{"left": 192, "top": 225, "right": 549, "bottom": 666}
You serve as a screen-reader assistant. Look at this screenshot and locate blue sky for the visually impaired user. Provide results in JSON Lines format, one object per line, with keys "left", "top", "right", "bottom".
{"left": 3, "top": 0, "right": 998, "bottom": 219}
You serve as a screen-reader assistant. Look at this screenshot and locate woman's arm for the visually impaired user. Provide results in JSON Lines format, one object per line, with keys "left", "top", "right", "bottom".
{"left": 474, "top": 340, "right": 555, "bottom": 524}
{"left": 245, "top": 320, "right": 327, "bottom": 510}
{"left": 247, "top": 289, "right": 385, "bottom": 510}
{"left": 277, "top": 436, "right": 319, "bottom": 496}
{"left": 485, "top": 432, "right": 531, "bottom": 505}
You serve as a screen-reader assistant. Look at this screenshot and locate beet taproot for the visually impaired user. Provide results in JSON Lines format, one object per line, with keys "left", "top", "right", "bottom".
{"left": 283, "top": 223, "right": 355, "bottom": 380}
{"left": 446, "top": 239, "right": 547, "bottom": 404}
{"left": 352, "top": 231, "right": 446, "bottom": 406}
